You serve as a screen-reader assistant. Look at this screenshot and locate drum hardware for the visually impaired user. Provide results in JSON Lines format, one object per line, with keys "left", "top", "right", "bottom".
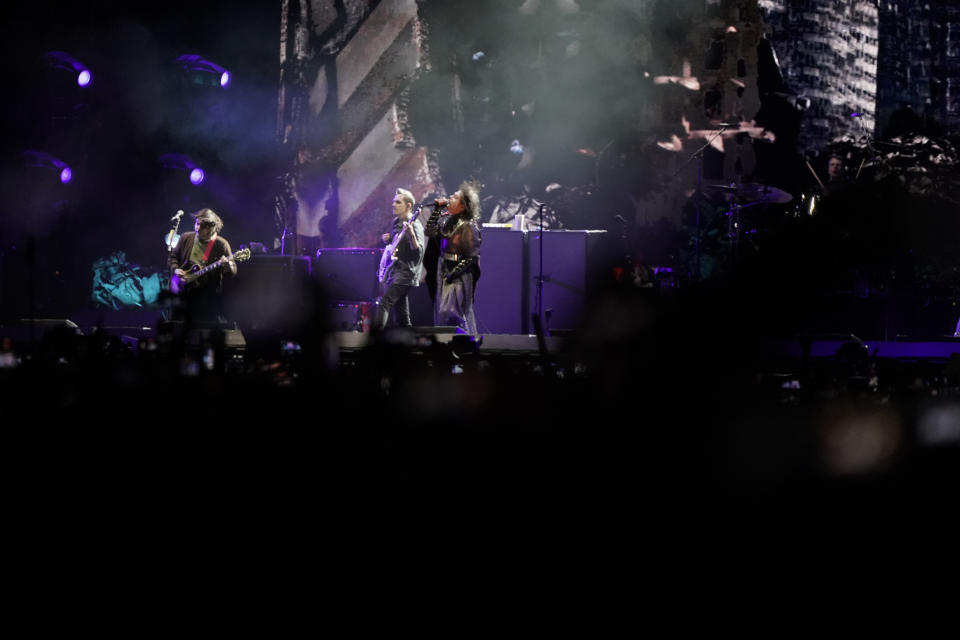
{"left": 703, "top": 182, "right": 794, "bottom": 265}
{"left": 706, "top": 182, "right": 793, "bottom": 204}
{"left": 800, "top": 159, "right": 827, "bottom": 216}
{"left": 667, "top": 125, "right": 733, "bottom": 281}
{"left": 793, "top": 192, "right": 820, "bottom": 217}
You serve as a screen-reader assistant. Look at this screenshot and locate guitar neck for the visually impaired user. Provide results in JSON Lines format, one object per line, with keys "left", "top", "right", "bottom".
{"left": 194, "top": 248, "right": 248, "bottom": 278}
{"left": 196, "top": 257, "right": 230, "bottom": 277}
{"left": 378, "top": 209, "right": 421, "bottom": 283}
{"left": 390, "top": 209, "right": 422, "bottom": 247}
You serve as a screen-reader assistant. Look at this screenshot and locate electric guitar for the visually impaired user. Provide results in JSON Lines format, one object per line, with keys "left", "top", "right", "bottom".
{"left": 171, "top": 248, "right": 251, "bottom": 294}
{"left": 377, "top": 207, "right": 422, "bottom": 284}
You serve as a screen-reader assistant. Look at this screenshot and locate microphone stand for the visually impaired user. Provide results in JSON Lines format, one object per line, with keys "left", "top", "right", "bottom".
{"left": 614, "top": 214, "right": 632, "bottom": 281}
{"left": 165, "top": 212, "right": 184, "bottom": 319}
{"left": 533, "top": 203, "right": 546, "bottom": 336}
{"left": 530, "top": 202, "right": 551, "bottom": 364}
{"left": 668, "top": 125, "right": 729, "bottom": 282}
{"left": 594, "top": 139, "right": 614, "bottom": 188}
{"left": 166, "top": 212, "right": 184, "bottom": 255}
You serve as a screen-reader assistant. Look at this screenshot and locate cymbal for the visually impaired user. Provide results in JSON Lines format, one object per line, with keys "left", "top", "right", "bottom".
{"left": 707, "top": 182, "right": 793, "bottom": 204}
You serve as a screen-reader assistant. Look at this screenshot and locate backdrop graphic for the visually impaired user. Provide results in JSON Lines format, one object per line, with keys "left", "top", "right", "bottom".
{"left": 277, "top": 0, "right": 957, "bottom": 246}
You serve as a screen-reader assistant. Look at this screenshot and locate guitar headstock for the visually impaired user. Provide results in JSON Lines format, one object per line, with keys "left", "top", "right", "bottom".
{"left": 233, "top": 248, "right": 252, "bottom": 263}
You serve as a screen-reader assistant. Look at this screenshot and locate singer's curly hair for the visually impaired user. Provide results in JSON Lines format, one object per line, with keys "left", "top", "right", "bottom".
{"left": 457, "top": 181, "right": 481, "bottom": 221}
{"left": 192, "top": 208, "right": 223, "bottom": 234}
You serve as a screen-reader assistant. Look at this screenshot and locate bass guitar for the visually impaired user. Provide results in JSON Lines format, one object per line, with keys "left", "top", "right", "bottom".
{"left": 171, "top": 247, "right": 251, "bottom": 294}
{"left": 377, "top": 207, "right": 422, "bottom": 284}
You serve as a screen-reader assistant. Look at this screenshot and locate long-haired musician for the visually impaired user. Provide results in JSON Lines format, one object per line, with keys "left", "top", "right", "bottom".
{"left": 426, "top": 181, "right": 482, "bottom": 336}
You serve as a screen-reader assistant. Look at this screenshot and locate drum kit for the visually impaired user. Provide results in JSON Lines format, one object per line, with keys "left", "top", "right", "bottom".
{"left": 700, "top": 180, "right": 794, "bottom": 262}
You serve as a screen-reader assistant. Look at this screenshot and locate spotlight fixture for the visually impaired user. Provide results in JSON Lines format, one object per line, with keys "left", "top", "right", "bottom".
{"left": 174, "top": 54, "right": 232, "bottom": 89}
{"left": 20, "top": 150, "right": 73, "bottom": 184}
{"left": 160, "top": 153, "right": 206, "bottom": 186}
{"left": 42, "top": 51, "right": 94, "bottom": 88}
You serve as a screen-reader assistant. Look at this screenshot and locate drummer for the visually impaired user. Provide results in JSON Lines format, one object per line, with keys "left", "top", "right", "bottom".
{"left": 823, "top": 155, "right": 851, "bottom": 197}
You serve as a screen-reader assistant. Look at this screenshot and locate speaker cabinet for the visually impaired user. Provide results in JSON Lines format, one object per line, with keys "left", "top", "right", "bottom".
{"left": 314, "top": 248, "right": 380, "bottom": 302}
{"left": 527, "top": 230, "right": 607, "bottom": 334}
{"left": 223, "top": 255, "right": 313, "bottom": 333}
{"left": 325, "top": 300, "right": 369, "bottom": 332}
{"left": 473, "top": 228, "right": 527, "bottom": 334}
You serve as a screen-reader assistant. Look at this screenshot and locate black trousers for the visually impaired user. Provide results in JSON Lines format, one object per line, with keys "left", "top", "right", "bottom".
{"left": 374, "top": 282, "right": 413, "bottom": 330}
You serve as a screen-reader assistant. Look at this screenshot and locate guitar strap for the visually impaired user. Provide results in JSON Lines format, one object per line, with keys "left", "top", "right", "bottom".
{"left": 201, "top": 238, "right": 217, "bottom": 264}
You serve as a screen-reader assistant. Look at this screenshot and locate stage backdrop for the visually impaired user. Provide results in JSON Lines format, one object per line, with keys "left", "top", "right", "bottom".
{"left": 277, "top": 0, "right": 439, "bottom": 254}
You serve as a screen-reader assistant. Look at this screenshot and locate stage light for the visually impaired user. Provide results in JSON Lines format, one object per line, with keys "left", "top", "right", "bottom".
{"left": 159, "top": 153, "right": 206, "bottom": 187}
{"left": 175, "top": 54, "right": 232, "bottom": 89}
{"left": 42, "top": 51, "right": 93, "bottom": 88}
{"left": 20, "top": 150, "right": 73, "bottom": 184}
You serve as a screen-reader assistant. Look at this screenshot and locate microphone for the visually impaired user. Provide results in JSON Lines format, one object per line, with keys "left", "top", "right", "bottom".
{"left": 434, "top": 197, "right": 452, "bottom": 214}
{"left": 170, "top": 210, "right": 184, "bottom": 222}
{"left": 713, "top": 122, "right": 741, "bottom": 129}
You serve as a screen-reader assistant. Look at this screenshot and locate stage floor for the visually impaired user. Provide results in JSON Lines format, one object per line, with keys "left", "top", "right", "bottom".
{"left": 332, "top": 330, "right": 568, "bottom": 354}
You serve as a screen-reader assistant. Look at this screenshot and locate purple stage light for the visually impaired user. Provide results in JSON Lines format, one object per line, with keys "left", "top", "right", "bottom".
{"left": 175, "top": 54, "right": 231, "bottom": 89}
{"left": 21, "top": 150, "right": 73, "bottom": 185}
{"left": 159, "top": 152, "right": 206, "bottom": 185}
{"left": 43, "top": 51, "right": 93, "bottom": 88}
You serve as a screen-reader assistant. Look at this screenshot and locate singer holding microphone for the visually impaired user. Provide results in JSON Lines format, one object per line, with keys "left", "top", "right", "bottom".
{"left": 425, "top": 182, "right": 482, "bottom": 335}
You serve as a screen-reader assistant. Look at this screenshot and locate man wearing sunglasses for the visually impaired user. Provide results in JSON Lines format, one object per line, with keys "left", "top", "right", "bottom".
{"left": 169, "top": 208, "right": 237, "bottom": 323}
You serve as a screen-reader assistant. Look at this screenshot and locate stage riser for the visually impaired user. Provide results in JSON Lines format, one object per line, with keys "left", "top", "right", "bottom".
{"left": 775, "top": 340, "right": 960, "bottom": 360}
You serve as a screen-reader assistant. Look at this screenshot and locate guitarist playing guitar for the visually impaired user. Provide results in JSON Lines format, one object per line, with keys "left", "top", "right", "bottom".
{"left": 373, "top": 188, "right": 425, "bottom": 331}
{"left": 169, "top": 208, "right": 241, "bottom": 324}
